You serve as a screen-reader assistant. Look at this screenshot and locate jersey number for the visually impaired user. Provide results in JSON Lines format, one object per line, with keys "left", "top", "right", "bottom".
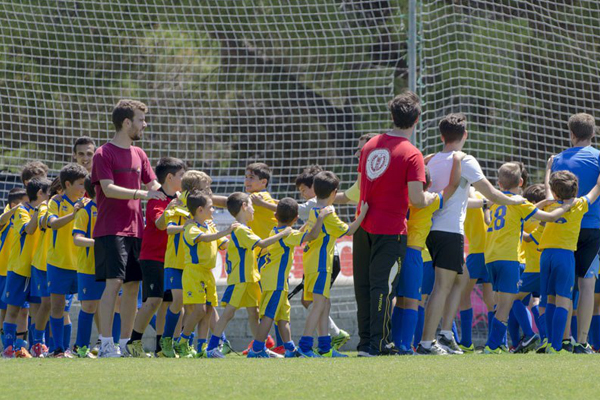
{"left": 492, "top": 206, "right": 507, "bottom": 231}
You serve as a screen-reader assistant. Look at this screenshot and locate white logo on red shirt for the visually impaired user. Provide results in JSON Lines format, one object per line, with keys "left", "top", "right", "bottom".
{"left": 366, "top": 149, "right": 391, "bottom": 180}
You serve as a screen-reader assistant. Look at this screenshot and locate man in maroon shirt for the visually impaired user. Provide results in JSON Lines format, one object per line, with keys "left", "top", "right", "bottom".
{"left": 91, "top": 99, "right": 166, "bottom": 358}
{"left": 353, "top": 91, "right": 436, "bottom": 356}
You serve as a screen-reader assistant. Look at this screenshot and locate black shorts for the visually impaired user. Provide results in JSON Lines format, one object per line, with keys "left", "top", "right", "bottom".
{"left": 575, "top": 228, "right": 600, "bottom": 278}
{"left": 331, "top": 254, "right": 341, "bottom": 285}
{"left": 426, "top": 231, "right": 465, "bottom": 274}
{"left": 140, "top": 260, "right": 165, "bottom": 301}
{"left": 95, "top": 236, "right": 143, "bottom": 283}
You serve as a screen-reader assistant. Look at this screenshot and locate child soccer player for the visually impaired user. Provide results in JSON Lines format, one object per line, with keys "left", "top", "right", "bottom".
{"left": 248, "top": 198, "right": 331, "bottom": 358}
{"left": 1, "top": 178, "right": 50, "bottom": 358}
{"left": 483, "top": 163, "right": 572, "bottom": 354}
{"left": 47, "top": 163, "right": 88, "bottom": 357}
{"left": 392, "top": 152, "right": 464, "bottom": 355}
{"left": 205, "top": 192, "right": 292, "bottom": 358}
{"left": 245, "top": 162, "right": 278, "bottom": 241}
{"left": 298, "top": 171, "right": 368, "bottom": 357}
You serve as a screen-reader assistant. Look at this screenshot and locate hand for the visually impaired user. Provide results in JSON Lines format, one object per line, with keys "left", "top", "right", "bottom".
{"left": 509, "top": 195, "right": 525, "bottom": 205}
{"left": 183, "top": 219, "right": 195, "bottom": 227}
{"left": 358, "top": 201, "right": 369, "bottom": 215}
{"left": 166, "top": 198, "right": 180, "bottom": 210}
{"left": 250, "top": 193, "right": 268, "bottom": 207}
{"left": 423, "top": 154, "right": 435, "bottom": 165}
{"left": 560, "top": 198, "right": 575, "bottom": 210}
{"left": 144, "top": 190, "right": 167, "bottom": 201}
{"left": 546, "top": 155, "right": 555, "bottom": 170}
{"left": 537, "top": 199, "right": 556, "bottom": 209}
{"left": 229, "top": 222, "right": 241, "bottom": 232}
{"left": 281, "top": 227, "right": 292, "bottom": 237}
{"left": 453, "top": 151, "right": 467, "bottom": 161}
{"left": 318, "top": 206, "right": 334, "bottom": 219}
{"left": 73, "top": 201, "right": 85, "bottom": 213}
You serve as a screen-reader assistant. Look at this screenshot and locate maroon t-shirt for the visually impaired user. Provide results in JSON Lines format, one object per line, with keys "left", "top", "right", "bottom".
{"left": 358, "top": 134, "right": 425, "bottom": 235}
{"left": 91, "top": 142, "right": 156, "bottom": 238}
{"left": 139, "top": 189, "right": 176, "bottom": 262}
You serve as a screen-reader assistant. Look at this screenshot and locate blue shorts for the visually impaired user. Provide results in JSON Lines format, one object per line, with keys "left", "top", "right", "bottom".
{"left": 47, "top": 264, "right": 78, "bottom": 296}
{"left": 396, "top": 247, "right": 423, "bottom": 300}
{"left": 486, "top": 260, "right": 521, "bottom": 294}
{"left": 1, "top": 271, "right": 40, "bottom": 307}
{"left": 31, "top": 267, "right": 50, "bottom": 298}
{"left": 138, "top": 281, "right": 143, "bottom": 309}
{"left": 422, "top": 261, "right": 434, "bottom": 296}
{"left": 0, "top": 275, "right": 6, "bottom": 310}
{"left": 164, "top": 268, "right": 183, "bottom": 291}
{"left": 540, "top": 249, "right": 575, "bottom": 299}
{"left": 66, "top": 294, "right": 74, "bottom": 312}
{"left": 78, "top": 273, "right": 106, "bottom": 301}
{"left": 519, "top": 272, "right": 540, "bottom": 296}
{"left": 466, "top": 253, "right": 489, "bottom": 283}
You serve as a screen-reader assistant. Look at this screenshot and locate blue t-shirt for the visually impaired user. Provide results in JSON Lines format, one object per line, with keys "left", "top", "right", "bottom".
{"left": 552, "top": 146, "right": 600, "bottom": 229}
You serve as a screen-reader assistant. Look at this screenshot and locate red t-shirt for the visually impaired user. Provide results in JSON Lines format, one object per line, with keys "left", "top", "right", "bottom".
{"left": 358, "top": 134, "right": 425, "bottom": 235}
{"left": 91, "top": 142, "right": 156, "bottom": 238}
{"left": 139, "top": 189, "right": 176, "bottom": 262}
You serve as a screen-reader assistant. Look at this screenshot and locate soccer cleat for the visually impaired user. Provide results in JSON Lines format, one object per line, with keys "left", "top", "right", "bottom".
{"left": 416, "top": 341, "right": 448, "bottom": 355}
{"left": 573, "top": 343, "right": 594, "bottom": 354}
{"left": 357, "top": 350, "right": 375, "bottom": 357}
{"left": 30, "top": 343, "right": 49, "bottom": 358}
{"left": 319, "top": 349, "right": 348, "bottom": 358}
{"left": 546, "top": 346, "right": 571, "bottom": 354}
{"left": 98, "top": 342, "right": 122, "bottom": 358}
{"left": 206, "top": 348, "right": 225, "bottom": 358}
{"left": 561, "top": 340, "right": 574, "bottom": 353}
{"left": 2, "top": 345, "right": 15, "bottom": 358}
{"left": 159, "top": 337, "right": 178, "bottom": 358}
{"left": 437, "top": 334, "right": 464, "bottom": 355}
{"left": 15, "top": 347, "right": 33, "bottom": 358}
{"left": 483, "top": 346, "right": 503, "bottom": 354}
{"left": 285, "top": 348, "right": 302, "bottom": 358}
{"left": 536, "top": 338, "right": 549, "bottom": 354}
{"left": 126, "top": 340, "right": 152, "bottom": 358}
{"left": 513, "top": 334, "right": 540, "bottom": 354}
{"left": 221, "top": 339, "right": 233, "bottom": 356}
{"left": 297, "top": 348, "right": 322, "bottom": 358}
{"left": 76, "top": 346, "right": 96, "bottom": 358}
{"left": 458, "top": 344, "right": 475, "bottom": 354}
{"left": 63, "top": 349, "right": 76, "bottom": 359}
{"left": 266, "top": 348, "right": 284, "bottom": 358}
{"left": 91, "top": 339, "right": 101, "bottom": 356}
{"left": 270, "top": 345, "right": 286, "bottom": 355}
{"left": 176, "top": 339, "right": 195, "bottom": 359}
{"left": 50, "top": 350, "right": 65, "bottom": 358}
{"left": 194, "top": 349, "right": 206, "bottom": 358}
{"left": 247, "top": 349, "right": 270, "bottom": 358}
{"left": 332, "top": 330, "right": 351, "bottom": 351}
{"left": 266, "top": 335, "right": 275, "bottom": 349}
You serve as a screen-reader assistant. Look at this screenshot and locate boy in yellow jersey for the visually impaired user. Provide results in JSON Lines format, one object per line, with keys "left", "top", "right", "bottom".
{"left": 540, "top": 170, "right": 600, "bottom": 353}
{"left": 72, "top": 177, "right": 102, "bottom": 358}
{"left": 245, "top": 163, "right": 278, "bottom": 242}
{"left": 483, "top": 163, "right": 571, "bottom": 354}
{"left": 298, "top": 171, "right": 368, "bottom": 358}
{"left": 206, "top": 192, "right": 291, "bottom": 358}
{"left": 176, "top": 191, "right": 236, "bottom": 358}
{"left": 1, "top": 178, "right": 51, "bottom": 358}
{"left": 393, "top": 152, "right": 463, "bottom": 355}
{"left": 247, "top": 198, "right": 330, "bottom": 358}
{"left": 46, "top": 163, "right": 87, "bottom": 358}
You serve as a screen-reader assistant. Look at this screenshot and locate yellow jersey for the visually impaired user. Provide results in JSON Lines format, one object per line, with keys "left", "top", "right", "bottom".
{"left": 183, "top": 220, "right": 228, "bottom": 271}
{"left": 407, "top": 194, "right": 441, "bottom": 249}
{"left": 345, "top": 181, "right": 360, "bottom": 203}
{"left": 484, "top": 193, "right": 537, "bottom": 263}
{"left": 47, "top": 195, "right": 82, "bottom": 271}
{"left": 164, "top": 206, "right": 190, "bottom": 270}
{"left": 226, "top": 225, "right": 261, "bottom": 284}
{"left": 7, "top": 203, "right": 42, "bottom": 277}
{"left": 32, "top": 202, "right": 50, "bottom": 272}
{"left": 518, "top": 220, "right": 538, "bottom": 265}
{"left": 0, "top": 206, "right": 14, "bottom": 276}
{"left": 72, "top": 199, "right": 97, "bottom": 275}
{"left": 422, "top": 247, "right": 432, "bottom": 263}
{"left": 303, "top": 208, "right": 348, "bottom": 274}
{"left": 248, "top": 191, "right": 277, "bottom": 240}
{"left": 523, "top": 222, "right": 545, "bottom": 273}
{"left": 261, "top": 228, "right": 306, "bottom": 291}
{"left": 540, "top": 197, "right": 589, "bottom": 251}
{"left": 465, "top": 192, "right": 488, "bottom": 254}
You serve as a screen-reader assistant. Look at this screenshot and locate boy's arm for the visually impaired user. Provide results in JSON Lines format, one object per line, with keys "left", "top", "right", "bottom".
{"left": 24, "top": 210, "right": 39, "bottom": 235}
{"left": 155, "top": 199, "right": 180, "bottom": 231}
{"left": 197, "top": 223, "right": 240, "bottom": 243}
{"left": 250, "top": 194, "right": 278, "bottom": 212}
{"left": 73, "top": 233, "right": 94, "bottom": 248}
{"left": 545, "top": 155, "right": 554, "bottom": 200}
{"left": 585, "top": 172, "right": 600, "bottom": 204}
{"left": 473, "top": 178, "right": 525, "bottom": 206}
{"left": 166, "top": 224, "right": 185, "bottom": 235}
{"left": 211, "top": 195, "right": 228, "bottom": 209}
{"left": 346, "top": 202, "right": 369, "bottom": 236}
{"left": 533, "top": 202, "right": 573, "bottom": 222}
{"left": 255, "top": 227, "right": 293, "bottom": 249}
{"left": 302, "top": 206, "right": 334, "bottom": 243}
{"left": 523, "top": 232, "right": 533, "bottom": 243}
{"left": 441, "top": 151, "right": 466, "bottom": 202}
{"left": 0, "top": 205, "right": 19, "bottom": 227}
{"left": 48, "top": 201, "right": 84, "bottom": 230}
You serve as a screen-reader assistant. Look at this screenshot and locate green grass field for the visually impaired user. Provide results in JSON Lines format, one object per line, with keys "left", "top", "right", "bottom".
{"left": 2, "top": 354, "right": 600, "bottom": 399}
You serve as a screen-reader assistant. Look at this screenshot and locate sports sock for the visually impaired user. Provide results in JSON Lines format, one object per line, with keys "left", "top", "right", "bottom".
{"left": 551, "top": 307, "right": 569, "bottom": 350}
{"left": 33, "top": 328, "right": 45, "bottom": 345}
{"left": 512, "top": 300, "right": 534, "bottom": 338}
{"left": 328, "top": 317, "right": 341, "bottom": 337}
{"left": 220, "top": 333, "right": 227, "bottom": 343}
{"left": 112, "top": 313, "right": 121, "bottom": 342}
{"left": 284, "top": 341, "right": 295, "bottom": 351}
{"left": 507, "top": 308, "right": 521, "bottom": 348}
{"left": 197, "top": 338, "right": 206, "bottom": 352}
{"left": 439, "top": 330, "right": 453, "bottom": 341}
{"left": 486, "top": 317, "right": 508, "bottom": 350}
{"left": 50, "top": 316, "right": 64, "bottom": 351}
{"left": 119, "top": 338, "right": 129, "bottom": 350}
{"left": 459, "top": 308, "right": 473, "bottom": 347}
{"left": 299, "top": 336, "right": 314, "bottom": 353}
{"left": 590, "top": 315, "right": 600, "bottom": 349}
{"left": 63, "top": 323, "right": 72, "bottom": 350}
{"left": 163, "top": 309, "right": 180, "bottom": 339}
{"left": 571, "top": 315, "right": 578, "bottom": 340}
{"left": 2, "top": 322, "right": 17, "bottom": 348}
{"left": 149, "top": 314, "right": 157, "bottom": 331}
{"left": 317, "top": 335, "right": 331, "bottom": 353}
{"left": 420, "top": 340, "right": 432, "bottom": 349}
{"left": 28, "top": 322, "right": 34, "bottom": 345}
{"left": 253, "top": 340, "right": 266, "bottom": 352}
{"left": 45, "top": 323, "right": 52, "bottom": 350}
{"left": 189, "top": 331, "right": 195, "bottom": 346}
{"left": 545, "top": 304, "right": 556, "bottom": 343}
{"left": 487, "top": 311, "right": 495, "bottom": 339}
{"left": 155, "top": 335, "right": 162, "bottom": 352}
{"left": 180, "top": 333, "right": 191, "bottom": 342}
{"left": 207, "top": 334, "right": 220, "bottom": 351}
{"left": 451, "top": 320, "right": 459, "bottom": 342}
{"left": 401, "top": 309, "right": 418, "bottom": 349}
{"left": 391, "top": 307, "right": 404, "bottom": 348}
{"left": 274, "top": 323, "right": 284, "bottom": 347}
{"left": 75, "top": 310, "right": 94, "bottom": 348}
{"left": 413, "top": 306, "right": 425, "bottom": 348}
{"left": 130, "top": 329, "right": 143, "bottom": 343}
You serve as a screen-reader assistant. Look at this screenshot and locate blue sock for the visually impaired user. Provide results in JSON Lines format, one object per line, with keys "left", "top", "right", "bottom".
{"left": 486, "top": 317, "right": 508, "bottom": 350}
{"left": 112, "top": 313, "right": 121, "bottom": 342}
{"left": 538, "top": 312, "right": 547, "bottom": 341}
{"left": 451, "top": 320, "right": 459, "bottom": 342}
{"left": 44, "top": 323, "right": 52, "bottom": 349}
{"left": 189, "top": 331, "right": 195, "bottom": 345}
{"left": 33, "top": 328, "right": 45, "bottom": 345}
{"left": 571, "top": 315, "right": 577, "bottom": 340}
{"left": 253, "top": 340, "right": 265, "bottom": 352}
{"left": 487, "top": 311, "right": 495, "bottom": 340}
{"left": 207, "top": 334, "right": 220, "bottom": 351}
{"left": 459, "top": 308, "right": 473, "bottom": 347}
{"left": 1, "top": 330, "right": 4, "bottom": 348}
{"left": 220, "top": 333, "right": 227, "bottom": 342}
{"left": 75, "top": 311, "right": 94, "bottom": 348}
{"left": 180, "top": 333, "right": 190, "bottom": 341}
{"left": 590, "top": 315, "right": 600, "bottom": 349}
{"left": 149, "top": 314, "right": 157, "bottom": 331}
{"left": 413, "top": 306, "right": 424, "bottom": 348}
{"left": 401, "top": 309, "right": 418, "bottom": 349}
{"left": 392, "top": 307, "right": 404, "bottom": 348}
{"left": 507, "top": 309, "right": 521, "bottom": 348}
{"left": 299, "top": 336, "right": 314, "bottom": 353}
{"left": 3, "top": 322, "right": 17, "bottom": 348}
{"left": 552, "top": 307, "right": 569, "bottom": 350}
{"left": 29, "top": 322, "right": 34, "bottom": 346}
{"left": 284, "top": 341, "right": 295, "bottom": 351}
{"left": 63, "top": 323, "right": 72, "bottom": 350}
{"left": 197, "top": 338, "right": 207, "bottom": 351}
{"left": 274, "top": 323, "right": 284, "bottom": 347}
{"left": 512, "top": 300, "right": 534, "bottom": 338}
{"left": 50, "top": 316, "right": 64, "bottom": 351}
{"left": 163, "top": 309, "right": 180, "bottom": 339}
{"left": 545, "top": 304, "right": 556, "bottom": 343}
{"left": 318, "top": 335, "right": 332, "bottom": 353}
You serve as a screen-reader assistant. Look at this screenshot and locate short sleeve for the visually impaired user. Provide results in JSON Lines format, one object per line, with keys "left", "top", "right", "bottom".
{"left": 324, "top": 213, "right": 349, "bottom": 239}
{"left": 345, "top": 181, "right": 360, "bottom": 203}
{"left": 165, "top": 209, "right": 178, "bottom": 226}
{"left": 283, "top": 230, "right": 306, "bottom": 247}
{"left": 184, "top": 225, "right": 202, "bottom": 244}
{"left": 236, "top": 227, "right": 261, "bottom": 250}
{"left": 581, "top": 197, "right": 590, "bottom": 214}
{"left": 406, "top": 150, "right": 426, "bottom": 183}
{"left": 73, "top": 209, "right": 89, "bottom": 237}
{"left": 138, "top": 148, "right": 157, "bottom": 185}
{"left": 37, "top": 203, "right": 48, "bottom": 229}
{"left": 91, "top": 147, "right": 113, "bottom": 184}
{"left": 147, "top": 199, "right": 167, "bottom": 224}
{"left": 48, "top": 198, "right": 60, "bottom": 222}
{"left": 433, "top": 193, "right": 442, "bottom": 210}
{"left": 14, "top": 208, "right": 30, "bottom": 236}
{"left": 462, "top": 156, "right": 486, "bottom": 185}
{"left": 520, "top": 201, "right": 538, "bottom": 221}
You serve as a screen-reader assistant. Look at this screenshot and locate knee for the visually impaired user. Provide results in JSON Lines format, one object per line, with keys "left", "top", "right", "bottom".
{"left": 146, "top": 298, "right": 162, "bottom": 310}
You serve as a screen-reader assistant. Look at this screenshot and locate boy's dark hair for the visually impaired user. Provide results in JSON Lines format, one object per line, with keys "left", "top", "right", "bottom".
{"left": 112, "top": 99, "right": 148, "bottom": 131}
{"left": 498, "top": 163, "right": 522, "bottom": 190}
{"left": 388, "top": 91, "right": 421, "bottom": 129}
{"left": 439, "top": 113, "right": 467, "bottom": 143}
{"left": 313, "top": 171, "right": 340, "bottom": 200}
{"left": 549, "top": 171, "right": 578, "bottom": 200}
{"left": 513, "top": 161, "right": 528, "bottom": 188}
{"left": 8, "top": 188, "right": 26, "bottom": 206}
{"left": 523, "top": 183, "right": 545, "bottom": 204}
{"left": 84, "top": 176, "right": 95, "bottom": 199}
{"left": 72, "top": 136, "right": 96, "bottom": 153}
{"left": 155, "top": 157, "right": 187, "bottom": 185}
{"left": 568, "top": 113, "right": 596, "bottom": 141}
{"left": 275, "top": 198, "right": 299, "bottom": 225}
{"left": 246, "top": 163, "right": 271, "bottom": 186}
{"left": 424, "top": 166, "right": 431, "bottom": 190}
{"left": 295, "top": 165, "right": 323, "bottom": 189}
{"left": 26, "top": 178, "right": 51, "bottom": 202}
{"left": 227, "top": 192, "right": 250, "bottom": 217}
{"left": 59, "top": 163, "right": 88, "bottom": 189}
{"left": 49, "top": 177, "right": 62, "bottom": 197}
{"left": 187, "top": 190, "right": 211, "bottom": 217}
{"left": 21, "top": 161, "right": 49, "bottom": 184}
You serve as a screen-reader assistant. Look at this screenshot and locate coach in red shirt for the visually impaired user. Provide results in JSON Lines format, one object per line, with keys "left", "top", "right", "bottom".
{"left": 354, "top": 91, "right": 436, "bottom": 356}
{"left": 92, "top": 99, "right": 166, "bottom": 358}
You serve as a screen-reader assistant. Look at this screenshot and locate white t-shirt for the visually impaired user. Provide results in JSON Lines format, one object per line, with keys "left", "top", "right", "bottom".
{"left": 428, "top": 152, "right": 485, "bottom": 234}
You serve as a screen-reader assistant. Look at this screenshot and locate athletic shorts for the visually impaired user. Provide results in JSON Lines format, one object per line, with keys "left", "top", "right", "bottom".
{"left": 47, "top": 264, "right": 78, "bottom": 296}
{"left": 164, "top": 267, "right": 183, "bottom": 291}
{"left": 396, "top": 247, "right": 422, "bottom": 300}
{"left": 540, "top": 248, "right": 575, "bottom": 299}
{"left": 486, "top": 260, "right": 521, "bottom": 294}
{"left": 421, "top": 261, "right": 435, "bottom": 296}
{"left": 183, "top": 268, "right": 218, "bottom": 306}
{"left": 260, "top": 290, "right": 290, "bottom": 322}
{"left": 77, "top": 272, "right": 106, "bottom": 301}
{"left": 304, "top": 271, "right": 331, "bottom": 301}
{"left": 30, "top": 267, "right": 49, "bottom": 298}
{"left": 1, "top": 271, "right": 40, "bottom": 307}
{"left": 331, "top": 254, "right": 341, "bottom": 285}
{"left": 426, "top": 231, "right": 465, "bottom": 274}
{"left": 94, "top": 235, "right": 143, "bottom": 283}
{"left": 141, "top": 260, "right": 164, "bottom": 301}
{"left": 575, "top": 228, "right": 600, "bottom": 279}
{"left": 519, "top": 272, "right": 540, "bottom": 296}
{"left": 0, "top": 275, "right": 6, "bottom": 310}
{"left": 467, "top": 253, "right": 489, "bottom": 283}
{"left": 221, "top": 282, "right": 261, "bottom": 308}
